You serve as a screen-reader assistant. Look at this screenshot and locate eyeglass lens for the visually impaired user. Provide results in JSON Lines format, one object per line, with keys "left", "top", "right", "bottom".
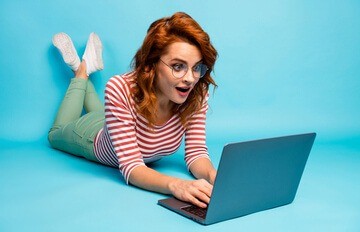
{"left": 172, "top": 63, "right": 208, "bottom": 78}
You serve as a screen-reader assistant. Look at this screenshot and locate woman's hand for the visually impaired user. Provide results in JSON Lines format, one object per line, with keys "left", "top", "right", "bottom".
{"left": 168, "top": 178, "right": 213, "bottom": 208}
{"left": 129, "top": 166, "right": 213, "bottom": 208}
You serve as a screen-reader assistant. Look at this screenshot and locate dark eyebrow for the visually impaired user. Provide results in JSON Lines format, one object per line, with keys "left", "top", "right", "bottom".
{"left": 169, "top": 58, "right": 187, "bottom": 64}
{"left": 169, "top": 58, "right": 203, "bottom": 67}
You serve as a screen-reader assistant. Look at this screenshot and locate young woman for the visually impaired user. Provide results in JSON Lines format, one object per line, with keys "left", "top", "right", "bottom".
{"left": 49, "top": 12, "right": 218, "bottom": 208}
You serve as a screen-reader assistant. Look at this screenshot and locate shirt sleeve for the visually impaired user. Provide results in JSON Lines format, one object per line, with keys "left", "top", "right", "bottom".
{"left": 104, "top": 75, "right": 146, "bottom": 184}
{"left": 184, "top": 95, "right": 210, "bottom": 169}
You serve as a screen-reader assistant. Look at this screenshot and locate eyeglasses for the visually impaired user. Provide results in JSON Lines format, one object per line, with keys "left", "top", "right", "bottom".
{"left": 159, "top": 59, "right": 209, "bottom": 79}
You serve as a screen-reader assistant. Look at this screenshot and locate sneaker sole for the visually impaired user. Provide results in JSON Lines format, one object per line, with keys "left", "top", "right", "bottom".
{"left": 52, "top": 33, "right": 79, "bottom": 65}
{"left": 89, "top": 32, "right": 104, "bottom": 70}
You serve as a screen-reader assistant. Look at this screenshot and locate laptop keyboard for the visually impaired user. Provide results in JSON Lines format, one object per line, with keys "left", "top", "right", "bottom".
{"left": 181, "top": 205, "right": 207, "bottom": 219}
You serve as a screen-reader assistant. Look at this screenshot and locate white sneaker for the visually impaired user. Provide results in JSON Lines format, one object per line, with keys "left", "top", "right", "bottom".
{"left": 52, "top": 32, "right": 80, "bottom": 71}
{"left": 82, "top": 32, "right": 104, "bottom": 76}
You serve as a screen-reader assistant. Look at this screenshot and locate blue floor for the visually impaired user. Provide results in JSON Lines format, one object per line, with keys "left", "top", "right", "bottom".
{"left": 1, "top": 138, "right": 359, "bottom": 231}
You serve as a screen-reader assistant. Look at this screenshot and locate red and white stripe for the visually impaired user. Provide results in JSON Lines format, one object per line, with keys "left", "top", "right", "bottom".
{"left": 94, "top": 73, "right": 210, "bottom": 184}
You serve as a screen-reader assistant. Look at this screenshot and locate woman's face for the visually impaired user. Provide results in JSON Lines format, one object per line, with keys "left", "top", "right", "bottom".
{"left": 155, "top": 41, "right": 202, "bottom": 110}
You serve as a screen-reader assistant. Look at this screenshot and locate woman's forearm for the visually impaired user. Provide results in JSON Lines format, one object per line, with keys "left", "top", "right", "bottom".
{"left": 128, "top": 165, "right": 179, "bottom": 194}
{"left": 189, "top": 157, "right": 217, "bottom": 184}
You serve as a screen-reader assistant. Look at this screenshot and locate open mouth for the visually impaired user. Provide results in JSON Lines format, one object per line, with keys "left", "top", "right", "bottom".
{"left": 175, "top": 87, "right": 190, "bottom": 93}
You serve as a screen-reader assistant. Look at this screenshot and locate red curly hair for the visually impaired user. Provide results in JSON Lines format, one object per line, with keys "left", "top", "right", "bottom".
{"left": 132, "top": 12, "right": 218, "bottom": 127}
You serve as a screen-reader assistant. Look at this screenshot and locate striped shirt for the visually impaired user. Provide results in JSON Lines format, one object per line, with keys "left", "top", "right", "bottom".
{"left": 94, "top": 72, "right": 210, "bottom": 184}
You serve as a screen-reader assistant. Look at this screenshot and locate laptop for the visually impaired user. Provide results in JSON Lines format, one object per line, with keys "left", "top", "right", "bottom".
{"left": 158, "top": 132, "right": 316, "bottom": 225}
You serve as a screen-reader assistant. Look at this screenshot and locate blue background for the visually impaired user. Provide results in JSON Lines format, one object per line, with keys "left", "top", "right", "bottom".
{"left": 0, "top": 0, "right": 359, "bottom": 231}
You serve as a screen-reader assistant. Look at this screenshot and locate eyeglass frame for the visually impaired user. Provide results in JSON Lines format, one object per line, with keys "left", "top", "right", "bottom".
{"left": 159, "top": 58, "right": 209, "bottom": 79}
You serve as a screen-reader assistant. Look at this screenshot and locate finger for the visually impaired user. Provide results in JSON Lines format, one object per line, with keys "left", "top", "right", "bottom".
{"left": 193, "top": 190, "right": 211, "bottom": 205}
{"left": 198, "top": 179, "right": 213, "bottom": 190}
{"left": 203, "top": 181, "right": 213, "bottom": 195}
{"left": 188, "top": 194, "right": 208, "bottom": 208}
{"left": 187, "top": 183, "right": 211, "bottom": 205}
{"left": 195, "top": 179, "right": 213, "bottom": 197}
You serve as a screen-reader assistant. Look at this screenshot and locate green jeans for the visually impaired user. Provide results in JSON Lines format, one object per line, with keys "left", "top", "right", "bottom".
{"left": 48, "top": 78, "right": 105, "bottom": 162}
